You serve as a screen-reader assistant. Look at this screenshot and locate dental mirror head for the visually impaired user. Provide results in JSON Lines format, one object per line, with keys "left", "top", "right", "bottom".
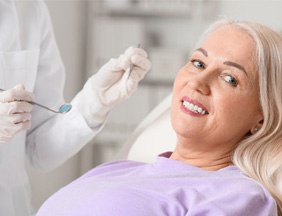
{"left": 58, "top": 103, "right": 72, "bottom": 114}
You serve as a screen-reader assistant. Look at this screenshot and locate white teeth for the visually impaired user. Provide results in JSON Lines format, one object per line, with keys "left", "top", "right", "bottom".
{"left": 183, "top": 101, "right": 207, "bottom": 115}
{"left": 188, "top": 103, "right": 193, "bottom": 110}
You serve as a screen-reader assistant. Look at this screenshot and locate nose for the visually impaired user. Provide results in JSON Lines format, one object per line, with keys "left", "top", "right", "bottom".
{"left": 187, "top": 72, "right": 211, "bottom": 95}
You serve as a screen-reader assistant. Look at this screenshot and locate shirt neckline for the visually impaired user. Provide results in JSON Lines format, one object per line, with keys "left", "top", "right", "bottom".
{"left": 156, "top": 151, "right": 240, "bottom": 174}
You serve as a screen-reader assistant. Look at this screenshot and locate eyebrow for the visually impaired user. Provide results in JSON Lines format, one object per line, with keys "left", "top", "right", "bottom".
{"left": 223, "top": 61, "right": 247, "bottom": 76}
{"left": 195, "top": 48, "right": 248, "bottom": 76}
{"left": 196, "top": 48, "right": 208, "bottom": 57}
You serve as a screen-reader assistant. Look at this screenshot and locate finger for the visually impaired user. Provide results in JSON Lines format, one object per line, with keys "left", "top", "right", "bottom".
{"left": 1, "top": 120, "right": 31, "bottom": 136}
{"left": 131, "top": 55, "right": 152, "bottom": 71}
{"left": 7, "top": 113, "right": 32, "bottom": 124}
{"left": 126, "top": 78, "right": 138, "bottom": 95}
{"left": 105, "top": 47, "right": 148, "bottom": 72}
{"left": 0, "top": 101, "right": 33, "bottom": 115}
{"left": 12, "top": 84, "right": 34, "bottom": 101}
{"left": 0, "top": 84, "right": 34, "bottom": 103}
{"left": 16, "top": 120, "right": 32, "bottom": 130}
{"left": 14, "top": 83, "right": 25, "bottom": 91}
{"left": 9, "top": 101, "right": 33, "bottom": 114}
{"left": 119, "top": 67, "right": 146, "bottom": 98}
{"left": 0, "top": 134, "right": 14, "bottom": 143}
{"left": 118, "top": 54, "right": 131, "bottom": 71}
{"left": 128, "top": 67, "right": 147, "bottom": 83}
{"left": 0, "top": 136, "right": 11, "bottom": 143}
{"left": 124, "top": 46, "right": 148, "bottom": 58}
{"left": 0, "top": 121, "right": 23, "bottom": 139}
{"left": 105, "top": 55, "right": 131, "bottom": 72}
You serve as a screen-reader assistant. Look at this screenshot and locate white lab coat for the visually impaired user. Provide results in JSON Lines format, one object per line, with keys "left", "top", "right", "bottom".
{"left": 0, "top": 0, "right": 96, "bottom": 215}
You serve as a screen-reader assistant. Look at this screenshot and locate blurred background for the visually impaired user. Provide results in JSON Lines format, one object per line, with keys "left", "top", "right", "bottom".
{"left": 27, "top": 0, "right": 282, "bottom": 211}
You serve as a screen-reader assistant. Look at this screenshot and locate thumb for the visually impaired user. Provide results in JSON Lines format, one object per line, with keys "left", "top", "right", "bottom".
{"left": 0, "top": 84, "right": 34, "bottom": 103}
{"left": 89, "top": 54, "right": 131, "bottom": 89}
{"left": 14, "top": 84, "right": 25, "bottom": 91}
{"left": 118, "top": 67, "right": 132, "bottom": 99}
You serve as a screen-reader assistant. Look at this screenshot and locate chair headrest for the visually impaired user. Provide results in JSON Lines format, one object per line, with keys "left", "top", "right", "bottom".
{"left": 116, "top": 94, "right": 177, "bottom": 163}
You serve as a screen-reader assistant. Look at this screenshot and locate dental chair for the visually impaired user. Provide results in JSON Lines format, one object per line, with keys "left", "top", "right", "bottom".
{"left": 116, "top": 94, "right": 177, "bottom": 163}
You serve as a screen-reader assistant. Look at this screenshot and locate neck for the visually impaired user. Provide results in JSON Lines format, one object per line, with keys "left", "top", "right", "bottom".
{"left": 170, "top": 144, "right": 233, "bottom": 171}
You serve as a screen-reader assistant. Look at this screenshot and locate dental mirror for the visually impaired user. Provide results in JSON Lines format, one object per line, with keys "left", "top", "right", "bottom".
{"left": 0, "top": 88, "right": 72, "bottom": 114}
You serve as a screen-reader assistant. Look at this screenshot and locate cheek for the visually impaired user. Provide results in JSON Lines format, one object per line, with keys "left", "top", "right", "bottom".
{"left": 173, "top": 68, "right": 188, "bottom": 92}
{"left": 171, "top": 89, "right": 185, "bottom": 132}
{"left": 216, "top": 96, "right": 245, "bottom": 118}
{"left": 214, "top": 94, "right": 260, "bottom": 131}
{"left": 171, "top": 92, "right": 180, "bottom": 118}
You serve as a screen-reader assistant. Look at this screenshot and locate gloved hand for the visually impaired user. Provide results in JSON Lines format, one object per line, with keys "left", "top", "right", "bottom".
{"left": 72, "top": 46, "right": 152, "bottom": 129}
{"left": 0, "top": 84, "right": 34, "bottom": 143}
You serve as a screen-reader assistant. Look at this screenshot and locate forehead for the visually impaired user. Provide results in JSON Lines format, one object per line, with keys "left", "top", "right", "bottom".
{"left": 201, "top": 25, "right": 256, "bottom": 60}
{"left": 199, "top": 25, "right": 258, "bottom": 76}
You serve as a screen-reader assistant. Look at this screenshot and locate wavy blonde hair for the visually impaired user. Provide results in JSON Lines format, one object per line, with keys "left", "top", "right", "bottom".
{"left": 199, "top": 19, "right": 282, "bottom": 215}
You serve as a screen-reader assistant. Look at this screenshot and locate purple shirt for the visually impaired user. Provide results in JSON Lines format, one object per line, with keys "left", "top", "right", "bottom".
{"left": 37, "top": 156, "right": 277, "bottom": 216}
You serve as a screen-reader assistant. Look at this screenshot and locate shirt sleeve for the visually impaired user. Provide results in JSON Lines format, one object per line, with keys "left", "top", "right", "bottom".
{"left": 26, "top": 0, "right": 97, "bottom": 171}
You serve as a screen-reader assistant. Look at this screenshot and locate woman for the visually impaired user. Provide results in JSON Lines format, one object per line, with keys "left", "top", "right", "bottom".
{"left": 36, "top": 19, "right": 282, "bottom": 215}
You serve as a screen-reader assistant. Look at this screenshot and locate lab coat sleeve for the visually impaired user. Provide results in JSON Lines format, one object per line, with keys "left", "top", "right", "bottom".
{"left": 26, "top": 0, "right": 97, "bottom": 171}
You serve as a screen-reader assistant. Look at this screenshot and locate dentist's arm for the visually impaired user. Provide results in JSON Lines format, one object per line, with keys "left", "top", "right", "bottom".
{"left": 28, "top": 39, "right": 150, "bottom": 170}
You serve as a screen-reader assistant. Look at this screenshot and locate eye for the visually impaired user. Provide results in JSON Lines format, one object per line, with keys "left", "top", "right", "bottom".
{"left": 191, "top": 59, "right": 205, "bottom": 70}
{"left": 221, "top": 74, "right": 238, "bottom": 87}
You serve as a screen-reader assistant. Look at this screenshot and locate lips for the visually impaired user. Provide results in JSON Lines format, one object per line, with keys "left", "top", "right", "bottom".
{"left": 180, "top": 96, "right": 209, "bottom": 115}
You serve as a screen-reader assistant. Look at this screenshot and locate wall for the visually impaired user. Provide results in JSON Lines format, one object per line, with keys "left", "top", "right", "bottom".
{"left": 220, "top": 0, "right": 282, "bottom": 31}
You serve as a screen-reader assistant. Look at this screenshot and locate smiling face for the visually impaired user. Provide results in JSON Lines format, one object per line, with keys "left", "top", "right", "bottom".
{"left": 171, "top": 25, "right": 263, "bottom": 154}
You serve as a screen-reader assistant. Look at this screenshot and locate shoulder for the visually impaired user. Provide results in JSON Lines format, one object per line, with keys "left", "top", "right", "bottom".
{"left": 11, "top": 0, "right": 47, "bottom": 23}
{"left": 226, "top": 171, "right": 277, "bottom": 215}
{"left": 188, "top": 167, "right": 278, "bottom": 215}
{"left": 246, "top": 178, "right": 276, "bottom": 202}
{"left": 194, "top": 166, "right": 278, "bottom": 215}
{"left": 12, "top": 0, "right": 43, "bottom": 11}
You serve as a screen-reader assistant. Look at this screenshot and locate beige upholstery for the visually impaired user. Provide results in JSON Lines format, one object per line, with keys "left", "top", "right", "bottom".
{"left": 116, "top": 94, "right": 177, "bottom": 163}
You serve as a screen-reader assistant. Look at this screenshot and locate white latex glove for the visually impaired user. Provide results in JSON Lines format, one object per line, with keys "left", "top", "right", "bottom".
{"left": 0, "top": 84, "right": 34, "bottom": 143}
{"left": 72, "top": 46, "right": 152, "bottom": 129}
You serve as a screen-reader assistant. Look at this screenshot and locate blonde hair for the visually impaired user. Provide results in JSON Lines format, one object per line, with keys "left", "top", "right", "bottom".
{"left": 200, "top": 20, "right": 282, "bottom": 215}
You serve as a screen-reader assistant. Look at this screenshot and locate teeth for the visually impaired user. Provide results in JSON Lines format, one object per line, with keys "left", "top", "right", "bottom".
{"left": 183, "top": 101, "right": 207, "bottom": 115}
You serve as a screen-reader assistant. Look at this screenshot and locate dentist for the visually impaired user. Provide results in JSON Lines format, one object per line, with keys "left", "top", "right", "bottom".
{"left": 0, "top": 0, "right": 151, "bottom": 216}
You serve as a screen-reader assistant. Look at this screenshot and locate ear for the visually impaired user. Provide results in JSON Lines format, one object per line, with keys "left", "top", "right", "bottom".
{"left": 250, "top": 119, "right": 264, "bottom": 134}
